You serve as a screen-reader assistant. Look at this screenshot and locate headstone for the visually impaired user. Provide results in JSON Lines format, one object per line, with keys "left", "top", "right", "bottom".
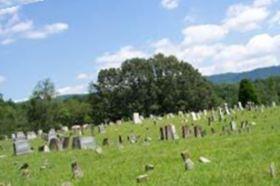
{"left": 71, "top": 161, "right": 83, "bottom": 179}
{"left": 49, "top": 138, "right": 61, "bottom": 151}
{"left": 13, "top": 140, "right": 32, "bottom": 155}
{"left": 26, "top": 131, "right": 37, "bottom": 140}
{"left": 48, "top": 129, "right": 57, "bottom": 142}
{"left": 164, "top": 125, "right": 173, "bottom": 140}
{"left": 184, "top": 159, "right": 194, "bottom": 170}
{"left": 194, "top": 126, "right": 202, "bottom": 138}
{"left": 170, "top": 124, "right": 179, "bottom": 140}
{"left": 199, "top": 157, "right": 211, "bottom": 163}
{"left": 61, "top": 137, "right": 70, "bottom": 149}
{"left": 230, "top": 121, "right": 237, "bottom": 131}
{"left": 271, "top": 101, "right": 276, "bottom": 108}
{"left": 61, "top": 126, "right": 69, "bottom": 132}
{"left": 71, "top": 126, "right": 82, "bottom": 136}
{"left": 72, "top": 136, "right": 96, "bottom": 150}
{"left": 182, "top": 125, "right": 191, "bottom": 139}
{"left": 136, "top": 174, "right": 148, "bottom": 183}
{"left": 191, "top": 112, "right": 197, "bottom": 121}
{"left": 145, "top": 164, "right": 154, "bottom": 172}
{"left": 238, "top": 102, "right": 244, "bottom": 111}
{"left": 224, "top": 103, "right": 231, "bottom": 115}
{"left": 37, "top": 129, "right": 43, "bottom": 136}
{"left": 16, "top": 132, "right": 26, "bottom": 140}
{"left": 133, "top": 112, "right": 142, "bottom": 124}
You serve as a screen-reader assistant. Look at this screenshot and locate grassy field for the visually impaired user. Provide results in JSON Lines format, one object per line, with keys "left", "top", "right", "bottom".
{"left": 0, "top": 107, "right": 279, "bottom": 186}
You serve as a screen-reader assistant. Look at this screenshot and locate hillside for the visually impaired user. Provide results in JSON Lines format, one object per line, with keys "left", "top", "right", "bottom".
{"left": 207, "top": 66, "right": 280, "bottom": 84}
{"left": 0, "top": 106, "right": 279, "bottom": 185}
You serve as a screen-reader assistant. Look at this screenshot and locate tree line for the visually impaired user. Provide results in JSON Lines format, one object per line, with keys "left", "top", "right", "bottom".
{"left": 0, "top": 54, "right": 279, "bottom": 135}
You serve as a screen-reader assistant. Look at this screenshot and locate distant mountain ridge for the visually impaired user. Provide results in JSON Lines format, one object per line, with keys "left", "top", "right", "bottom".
{"left": 207, "top": 65, "right": 280, "bottom": 84}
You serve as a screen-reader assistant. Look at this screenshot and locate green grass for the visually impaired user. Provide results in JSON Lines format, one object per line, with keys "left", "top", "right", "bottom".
{"left": 0, "top": 107, "right": 279, "bottom": 186}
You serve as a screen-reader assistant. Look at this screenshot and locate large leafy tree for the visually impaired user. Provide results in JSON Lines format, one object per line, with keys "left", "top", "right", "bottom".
{"left": 89, "top": 54, "right": 218, "bottom": 123}
{"left": 238, "top": 79, "right": 259, "bottom": 106}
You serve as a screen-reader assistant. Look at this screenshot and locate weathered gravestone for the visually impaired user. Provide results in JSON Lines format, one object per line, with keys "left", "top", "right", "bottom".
{"left": 182, "top": 125, "right": 191, "bottom": 139}
{"left": 16, "top": 132, "right": 26, "bottom": 140}
{"left": 61, "top": 137, "right": 70, "bottom": 149}
{"left": 160, "top": 124, "right": 178, "bottom": 140}
{"left": 49, "top": 138, "right": 61, "bottom": 151}
{"left": 72, "top": 136, "right": 96, "bottom": 150}
{"left": 48, "top": 129, "right": 57, "bottom": 142}
{"left": 224, "top": 103, "right": 231, "bottom": 115}
{"left": 13, "top": 140, "right": 32, "bottom": 155}
{"left": 194, "top": 125, "right": 203, "bottom": 138}
{"left": 230, "top": 121, "right": 237, "bottom": 131}
{"left": 238, "top": 101, "right": 244, "bottom": 111}
{"left": 98, "top": 125, "right": 105, "bottom": 134}
{"left": 191, "top": 112, "right": 197, "bottom": 121}
{"left": 71, "top": 125, "right": 82, "bottom": 136}
{"left": 133, "top": 112, "right": 142, "bottom": 124}
{"left": 26, "top": 131, "right": 37, "bottom": 140}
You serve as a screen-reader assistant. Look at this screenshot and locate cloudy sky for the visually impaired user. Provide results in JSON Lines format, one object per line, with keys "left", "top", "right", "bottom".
{"left": 0, "top": 0, "right": 280, "bottom": 100}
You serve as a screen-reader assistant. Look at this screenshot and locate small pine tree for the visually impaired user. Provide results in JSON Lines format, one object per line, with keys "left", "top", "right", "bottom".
{"left": 238, "top": 79, "right": 259, "bottom": 106}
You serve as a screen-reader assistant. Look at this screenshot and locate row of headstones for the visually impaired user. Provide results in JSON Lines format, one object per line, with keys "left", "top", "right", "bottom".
{"left": 159, "top": 120, "right": 253, "bottom": 141}
{"left": 159, "top": 124, "right": 204, "bottom": 140}
{"left": 13, "top": 134, "right": 97, "bottom": 156}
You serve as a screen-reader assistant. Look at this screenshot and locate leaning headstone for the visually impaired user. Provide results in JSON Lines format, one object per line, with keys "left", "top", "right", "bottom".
{"left": 136, "top": 174, "right": 148, "bottom": 183}
{"left": 238, "top": 102, "right": 244, "bottom": 111}
{"left": 98, "top": 125, "right": 105, "bottom": 134}
{"left": 71, "top": 161, "right": 83, "bottom": 179}
{"left": 224, "top": 103, "right": 231, "bottom": 115}
{"left": 199, "top": 157, "right": 211, "bottom": 163}
{"left": 271, "top": 101, "right": 276, "bottom": 108}
{"left": 145, "top": 164, "right": 154, "bottom": 172}
{"left": 133, "top": 112, "right": 142, "bottom": 124}
{"left": 13, "top": 140, "right": 32, "bottom": 156}
{"left": 185, "top": 158, "right": 194, "bottom": 170}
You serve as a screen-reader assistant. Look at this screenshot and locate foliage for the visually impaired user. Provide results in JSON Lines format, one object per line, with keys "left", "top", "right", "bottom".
{"left": 238, "top": 79, "right": 259, "bottom": 106}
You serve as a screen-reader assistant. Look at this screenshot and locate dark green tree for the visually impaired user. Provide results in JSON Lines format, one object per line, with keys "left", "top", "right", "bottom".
{"left": 238, "top": 79, "right": 259, "bottom": 106}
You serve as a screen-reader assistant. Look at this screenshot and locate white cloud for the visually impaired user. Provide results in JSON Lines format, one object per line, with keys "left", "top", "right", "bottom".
{"left": 0, "top": 0, "right": 43, "bottom": 8}
{"left": 96, "top": 46, "right": 148, "bottom": 70}
{"left": 0, "top": 75, "right": 5, "bottom": 84}
{"left": 57, "top": 84, "right": 88, "bottom": 95}
{"left": 161, "top": 0, "right": 179, "bottom": 10}
{"left": 24, "top": 23, "right": 69, "bottom": 39}
{"left": 0, "top": 1, "right": 68, "bottom": 45}
{"left": 1, "top": 37, "right": 14, "bottom": 44}
{"left": 77, "top": 73, "right": 95, "bottom": 80}
{"left": 182, "top": 24, "right": 228, "bottom": 45}
{"left": 223, "top": 0, "right": 274, "bottom": 32}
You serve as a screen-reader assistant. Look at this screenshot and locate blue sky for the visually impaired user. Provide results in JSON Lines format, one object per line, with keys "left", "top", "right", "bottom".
{"left": 0, "top": 0, "right": 280, "bottom": 101}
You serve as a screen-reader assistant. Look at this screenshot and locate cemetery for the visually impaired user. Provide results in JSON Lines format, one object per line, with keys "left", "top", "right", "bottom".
{"left": 0, "top": 103, "right": 279, "bottom": 185}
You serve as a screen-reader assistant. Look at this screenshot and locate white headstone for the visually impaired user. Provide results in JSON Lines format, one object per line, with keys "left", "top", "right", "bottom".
{"left": 191, "top": 112, "right": 197, "bottom": 121}
{"left": 133, "top": 113, "right": 142, "bottom": 124}
{"left": 13, "top": 140, "right": 32, "bottom": 155}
